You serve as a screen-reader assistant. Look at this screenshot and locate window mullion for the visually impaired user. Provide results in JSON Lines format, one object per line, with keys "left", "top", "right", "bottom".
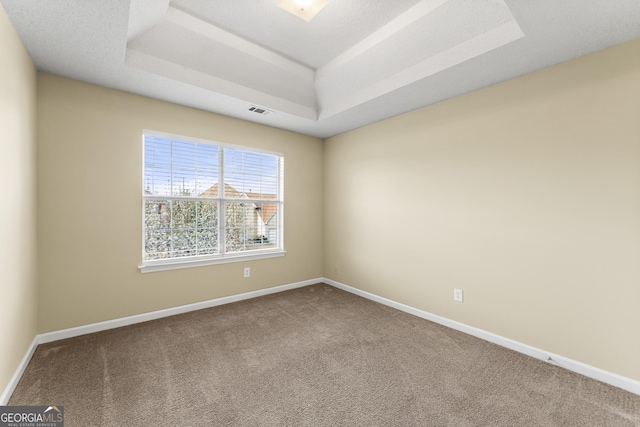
{"left": 194, "top": 143, "right": 199, "bottom": 255}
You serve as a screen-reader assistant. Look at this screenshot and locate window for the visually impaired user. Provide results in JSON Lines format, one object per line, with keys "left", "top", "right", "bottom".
{"left": 140, "top": 131, "right": 284, "bottom": 273}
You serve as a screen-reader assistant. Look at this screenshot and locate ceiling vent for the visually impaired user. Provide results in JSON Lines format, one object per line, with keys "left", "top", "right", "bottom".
{"left": 249, "top": 106, "right": 273, "bottom": 115}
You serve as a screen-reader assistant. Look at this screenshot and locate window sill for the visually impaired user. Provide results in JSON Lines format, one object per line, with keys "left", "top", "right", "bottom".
{"left": 138, "top": 250, "right": 286, "bottom": 273}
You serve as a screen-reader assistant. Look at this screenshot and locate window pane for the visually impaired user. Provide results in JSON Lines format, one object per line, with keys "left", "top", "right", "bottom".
{"left": 194, "top": 143, "right": 219, "bottom": 198}
{"left": 144, "top": 200, "right": 171, "bottom": 260}
{"left": 143, "top": 136, "right": 219, "bottom": 199}
{"left": 225, "top": 202, "right": 248, "bottom": 227}
{"left": 172, "top": 229, "right": 197, "bottom": 258}
{"left": 225, "top": 202, "right": 279, "bottom": 253}
{"left": 144, "top": 137, "right": 171, "bottom": 167}
{"left": 172, "top": 200, "right": 197, "bottom": 228}
{"left": 252, "top": 202, "right": 278, "bottom": 249}
{"left": 144, "top": 200, "right": 221, "bottom": 259}
{"left": 171, "top": 168, "right": 196, "bottom": 196}
{"left": 196, "top": 201, "right": 219, "bottom": 255}
{"left": 225, "top": 202, "right": 248, "bottom": 253}
{"left": 196, "top": 169, "right": 218, "bottom": 198}
{"left": 171, "top": 140, "right": 196, "bottom": 169}
{"left": 225, "top": 227, "right": 245, "bottom": 253}
{"left": 197, "top": 227, "right": 218, "bottom": 255}
{"left": 259, "top": 176, "right": 278, "bottom": 199}
{"left": 197, "top": 201, "right": 218, "bottom": 228}
{"left": 223, "top": 147, "right": 279, "bottom": 200}
{"left": 144, "top": 166, "right": 171, "bottom": 196}
{"left": 144, "top": 137, "right": 172, "bottom": 197}
{"left": 197, "top": 143, "right": 219, "bottom": 169}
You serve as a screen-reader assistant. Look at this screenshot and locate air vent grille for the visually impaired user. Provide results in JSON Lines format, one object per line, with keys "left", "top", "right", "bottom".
{"left": 249, "top": 106, "right": 272, "bottom": 115}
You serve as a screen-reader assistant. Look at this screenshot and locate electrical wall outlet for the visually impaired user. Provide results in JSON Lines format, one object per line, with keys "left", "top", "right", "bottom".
{"left": 454, "top": 289, "right": 463, "bottom": 302}
{"left": 244, "top": 267, "right": 251, "bottom": 278}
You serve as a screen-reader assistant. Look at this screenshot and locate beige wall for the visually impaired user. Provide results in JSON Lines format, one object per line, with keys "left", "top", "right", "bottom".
{"left": 324, "top": 39, "right": 640, "bottom": 381}
{"left": 0, "top": 4, "right": 37, "bottom": 395}
{"left": 36, "top": 74, "right": 324, "bottom": 333}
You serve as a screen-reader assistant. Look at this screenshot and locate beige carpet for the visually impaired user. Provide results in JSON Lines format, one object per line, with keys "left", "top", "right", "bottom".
{"left": 9, "top": 284, "right": 640, "bottom": 426}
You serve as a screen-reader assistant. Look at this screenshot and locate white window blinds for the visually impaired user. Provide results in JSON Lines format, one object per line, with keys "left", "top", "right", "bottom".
{"left": 142, "top": 133, "right": 284, "bottom": 268}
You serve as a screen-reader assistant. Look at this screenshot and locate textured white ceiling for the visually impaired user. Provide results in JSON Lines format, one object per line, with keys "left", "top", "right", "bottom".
{"left": 171, "top": 0, "right": 424, "bottom": 69}
{"left": 2, "top": 0, "right": 640, "bottom": 138}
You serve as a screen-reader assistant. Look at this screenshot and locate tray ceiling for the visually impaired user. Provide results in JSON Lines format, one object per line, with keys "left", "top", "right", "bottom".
{"left": 2, "top": 0, "right": 640, "bottom": 138}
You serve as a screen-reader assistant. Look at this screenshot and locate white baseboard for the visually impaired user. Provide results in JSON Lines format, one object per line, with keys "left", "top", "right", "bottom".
{"left": 0, "top": 336, "right": 38, "bottom": 405}
{"left": 323, "top": 277, "right": 640, "bottom": 396}
{"left": 1, "top": 277, "right": 322, "bottom": 403}
{"left": 38, "top": 278, "right": 322, "bottom": 344}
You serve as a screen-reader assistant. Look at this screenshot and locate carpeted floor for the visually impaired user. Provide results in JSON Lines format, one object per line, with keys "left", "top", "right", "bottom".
{"left": 9, "top": 284, "right": 640, "bottom": 426}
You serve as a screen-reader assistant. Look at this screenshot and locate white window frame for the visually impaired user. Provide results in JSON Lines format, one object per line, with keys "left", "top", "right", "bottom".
{"left": 139, "top": 130, "right": 285, "bottom": 273}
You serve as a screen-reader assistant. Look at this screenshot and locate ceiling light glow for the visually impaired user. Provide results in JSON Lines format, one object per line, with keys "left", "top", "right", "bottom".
{"left": 277, "top": 0, "right": 330, "bottom": 22}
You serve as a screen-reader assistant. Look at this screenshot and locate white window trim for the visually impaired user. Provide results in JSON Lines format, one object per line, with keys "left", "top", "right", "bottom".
{"left": 139, "top": 130, "right": 285, "bottom": 273}
{"left": 138, "top": 250, "right": 286, "bottom": 273}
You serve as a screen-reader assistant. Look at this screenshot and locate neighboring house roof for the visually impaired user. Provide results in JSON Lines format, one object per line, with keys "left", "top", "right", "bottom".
{"left": 253, "top": 203, "right": 277, "bottom": 226}
{"left": 200, "top": 183, "right": 240, "bottom": 198}
{"left": 201, "top": 183, "right": 277, "bottom": 226}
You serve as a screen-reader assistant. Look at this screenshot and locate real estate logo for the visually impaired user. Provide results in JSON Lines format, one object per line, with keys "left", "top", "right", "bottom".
{"left": 0, "top": 406, "right": 64, "bottom": 427}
